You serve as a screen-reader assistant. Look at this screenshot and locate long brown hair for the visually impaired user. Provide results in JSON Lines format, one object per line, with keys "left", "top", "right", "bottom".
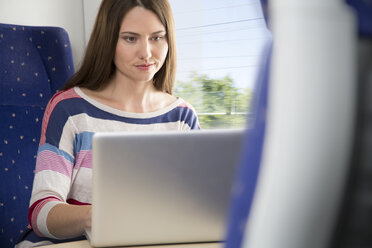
{"left": 62, "top": 0, "right": 176, "bottom": 94}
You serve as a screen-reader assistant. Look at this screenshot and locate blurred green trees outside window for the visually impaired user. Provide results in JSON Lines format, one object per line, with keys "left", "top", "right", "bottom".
{"left": 175, "top": 73, "right": 252, "bottom": 129}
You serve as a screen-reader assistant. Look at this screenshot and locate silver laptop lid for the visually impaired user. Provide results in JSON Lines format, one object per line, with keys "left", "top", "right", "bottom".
{"left": 90, "top": 129, "right": 244, "bottom": 247}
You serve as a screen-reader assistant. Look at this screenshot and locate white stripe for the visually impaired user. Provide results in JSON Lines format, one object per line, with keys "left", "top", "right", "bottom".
{"left": 30, "top": 170, "right": 71, "bottom": 206}
{"left": 37, "top": 201, "right": 65, "bottom": 239}
{"left": 58, "top": 117, "right": 77, "bottom": 158}
{"left": 69, "top": 167, "right": 92, "bottom": 204}
{"left": 59, "top": 113, "right": 186, "bottom": 156}
{"left": 75, "top": 86, "right": 184, "bottom": 118}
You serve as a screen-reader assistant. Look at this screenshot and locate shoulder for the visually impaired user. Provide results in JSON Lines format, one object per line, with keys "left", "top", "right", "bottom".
{"left": 47, "top": 87, "right": 82, "bottom": 110}
{"left": 173, "top": 98, "right": 200, "bottom": 130}
{"left": 175, "top": 98, "right": 197, "bottom": 113}
{"left": 41, "top": 88, "right": 83, "bottom": 134}
{"left": 39, "top": 88, "right": 83, "bottom": 146}
{"left": 43, "top": 87, "right": 85, "bottom": 119}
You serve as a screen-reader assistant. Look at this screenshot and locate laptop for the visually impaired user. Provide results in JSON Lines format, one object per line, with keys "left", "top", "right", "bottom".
{"left": 86, "top": 129, "right": 245, "bottom": 247}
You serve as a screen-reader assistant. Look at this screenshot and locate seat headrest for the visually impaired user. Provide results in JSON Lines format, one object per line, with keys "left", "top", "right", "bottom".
{"left": 0, "top": 23, "right": 74, "bottom": 107}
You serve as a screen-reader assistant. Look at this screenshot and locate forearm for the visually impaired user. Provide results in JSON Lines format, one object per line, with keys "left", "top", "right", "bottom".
{"left": 46, "top": 203, "right": 92, "bottom": 239}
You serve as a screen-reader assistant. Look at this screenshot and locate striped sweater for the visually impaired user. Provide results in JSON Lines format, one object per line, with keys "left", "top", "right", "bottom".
{"left": 28, "top": 87, "right": 199, "bottom": 238}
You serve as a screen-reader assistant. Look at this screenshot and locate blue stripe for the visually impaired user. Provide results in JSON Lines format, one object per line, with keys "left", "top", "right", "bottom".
{"left": 73, "top": 131, "right": 94, "bottom": 154}
{"left": 45, "top": 97, "right": 198, "bottom": 147}
{"left": 37, "top": 143, "right": 74, "bottom": 163}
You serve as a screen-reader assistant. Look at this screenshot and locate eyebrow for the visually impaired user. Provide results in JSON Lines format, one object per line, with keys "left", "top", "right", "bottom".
{"left": 119, "top": 30, "right": 166, "bottom": 36}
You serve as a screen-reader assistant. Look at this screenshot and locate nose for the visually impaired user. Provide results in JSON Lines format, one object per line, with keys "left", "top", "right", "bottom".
{"left": 138, "top": 40, "right": 152, "bottom": 60}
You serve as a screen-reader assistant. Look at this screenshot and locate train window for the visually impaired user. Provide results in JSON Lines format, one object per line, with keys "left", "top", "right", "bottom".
{"left": 170, "top": 0, "right": 269, "bottom": 129}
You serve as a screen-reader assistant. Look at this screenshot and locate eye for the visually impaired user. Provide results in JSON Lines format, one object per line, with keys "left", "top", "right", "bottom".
{"left": 123, "top": 36, "right": 137, "bottom": 43}
{"left": 152, "top": 36, "right": 164, "bottom": 41}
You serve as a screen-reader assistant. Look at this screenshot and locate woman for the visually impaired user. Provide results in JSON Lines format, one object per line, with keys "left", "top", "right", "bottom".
{"left": 17, "top": 0, "right": 199, "bottom": 246}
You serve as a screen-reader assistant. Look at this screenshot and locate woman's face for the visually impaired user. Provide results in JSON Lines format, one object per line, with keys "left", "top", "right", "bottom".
{"left": 113, "top": 6, "right": 168, "bottom": 85}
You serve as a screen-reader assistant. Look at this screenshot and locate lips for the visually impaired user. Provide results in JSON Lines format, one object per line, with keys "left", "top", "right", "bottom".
{"left": 135, "top": 63, "right": 154, "bottom": 71}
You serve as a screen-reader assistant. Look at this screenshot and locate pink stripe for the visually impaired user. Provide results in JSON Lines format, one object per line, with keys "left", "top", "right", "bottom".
{"left": 75, "top": 150, "right": 92, "bottom": 169}
{"left": 67, "top": 199, "right": 91, "bottom": 205}
{"left": 178, "top": 101, "right": 195, "bottom": 111}
{"left": 36, "top": 150, "right": 74, "bottom": 178}
{"left": 40, "top": 88, "right": 81, "bottom": 146}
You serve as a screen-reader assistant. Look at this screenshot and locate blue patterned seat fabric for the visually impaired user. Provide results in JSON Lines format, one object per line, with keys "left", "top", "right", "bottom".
{"left": 0, "top": 23, "right": 74, "bottom": 248}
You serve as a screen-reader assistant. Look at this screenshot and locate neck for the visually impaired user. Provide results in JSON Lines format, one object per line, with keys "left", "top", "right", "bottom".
{"left": 100, "top": 74, "right": 159, "bottom": 113}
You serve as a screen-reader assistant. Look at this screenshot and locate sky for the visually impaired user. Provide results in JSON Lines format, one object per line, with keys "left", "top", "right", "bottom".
{"left": 169, "top": 0, "right": 270, "bottom": 90}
